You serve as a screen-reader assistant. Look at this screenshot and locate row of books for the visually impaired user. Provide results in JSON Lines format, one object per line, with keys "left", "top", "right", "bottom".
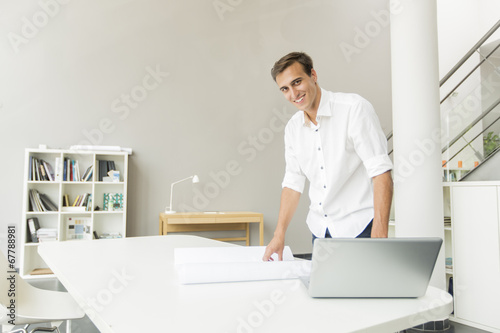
{"left": 29, "top": 189, "right": 58, "bottom": 212}
{"left": 29, "top": 157, "right": 55, "bottom": 181}
{"left": 63, "top": 158, "right": 87, "bottom": 182}
{"left": 98, "top": 160, "right": 117, "bottom": 181}
{"left": 63, "top": 193, "right": 92, "bottom": 211}
{"left": 28, "top": 217, "right": 121, "bottom": 243}
{"left": 29, "top": 157, "right": 114, "bottom": 182}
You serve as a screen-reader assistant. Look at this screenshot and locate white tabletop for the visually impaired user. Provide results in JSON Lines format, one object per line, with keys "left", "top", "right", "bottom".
{"left": 38, "top": 235, "right": 453, "bottom": 333}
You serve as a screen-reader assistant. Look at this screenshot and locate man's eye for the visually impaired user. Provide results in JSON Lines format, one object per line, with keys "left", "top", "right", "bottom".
{"left": 281, "top": 88, "right": 288, "bottom": 92}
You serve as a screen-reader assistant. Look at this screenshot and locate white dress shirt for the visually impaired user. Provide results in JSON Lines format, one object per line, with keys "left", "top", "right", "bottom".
{"left": 282, "top": 88, "right": 392, "bottom": 238}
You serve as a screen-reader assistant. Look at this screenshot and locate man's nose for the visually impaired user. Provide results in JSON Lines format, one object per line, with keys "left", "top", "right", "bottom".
{"left": 290, "top": 87, "right": 299, "bottom": 100}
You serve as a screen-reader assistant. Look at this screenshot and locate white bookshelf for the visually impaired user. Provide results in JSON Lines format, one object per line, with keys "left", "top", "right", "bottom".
{"left": 20, "top": 148, "right": 128, "bottom": 279}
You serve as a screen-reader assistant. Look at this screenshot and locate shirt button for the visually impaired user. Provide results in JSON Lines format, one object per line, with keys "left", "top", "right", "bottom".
{"left": 318, "top": 147, "right": 321, "bottom": 151}
{"left": 323, "top": 185, "right": 327, "bottom": 189}
{"left": 321, "top": 166, "right": 324, "bottom": 170}
{"left": 315, "top": 129, "right": 318, "bottom": 132}
{"left": 324, "top": 214, "right": 328, "bottom": 217}
{"left": 319, "top": 202, "right": 322, "bottom": 205}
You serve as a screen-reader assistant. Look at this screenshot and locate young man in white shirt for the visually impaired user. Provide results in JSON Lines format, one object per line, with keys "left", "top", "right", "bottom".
{"left": 263, "top": 52, "right": 393, "bottom": 261}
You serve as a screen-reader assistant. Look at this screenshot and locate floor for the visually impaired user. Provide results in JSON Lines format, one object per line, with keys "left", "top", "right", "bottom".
{"left": 6, "top": 277, "right": 493, "bottom": 333}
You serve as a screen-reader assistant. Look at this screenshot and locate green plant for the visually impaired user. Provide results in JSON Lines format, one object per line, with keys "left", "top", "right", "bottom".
{"left": 483, "top": 131, "right": 500, "bottom": 157}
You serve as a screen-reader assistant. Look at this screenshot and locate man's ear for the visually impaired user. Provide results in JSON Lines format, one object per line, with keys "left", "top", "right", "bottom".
{"left": 311, "top": 68, "right": 318, "bottom": 83}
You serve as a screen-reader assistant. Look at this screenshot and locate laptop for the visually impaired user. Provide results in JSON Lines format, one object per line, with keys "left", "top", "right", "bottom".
{"left": 300, "top": 237, "right": 442, "bottom": 298}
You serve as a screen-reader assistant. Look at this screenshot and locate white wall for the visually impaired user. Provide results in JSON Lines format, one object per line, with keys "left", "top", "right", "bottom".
{"left": 0, "top": 0, "right": 393, "bottom": 255}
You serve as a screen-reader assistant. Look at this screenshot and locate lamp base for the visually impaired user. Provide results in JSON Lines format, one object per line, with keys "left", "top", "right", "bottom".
{"left": 164, "top": 210, "right": 176, "bottom": 214}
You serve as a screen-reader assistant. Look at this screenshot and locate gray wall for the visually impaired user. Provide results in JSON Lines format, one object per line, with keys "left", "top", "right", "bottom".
{"left": 0, "top": 0, "right": 392, "bottom": 254}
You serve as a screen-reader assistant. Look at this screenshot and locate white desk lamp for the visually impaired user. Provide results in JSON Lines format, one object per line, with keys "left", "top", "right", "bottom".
{"left": 165, "top": 175, "right": 200, "bottom": 214}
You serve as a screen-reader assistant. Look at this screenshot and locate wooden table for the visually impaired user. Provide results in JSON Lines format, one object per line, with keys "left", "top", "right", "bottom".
{"left": 159, "top": 211, "right": 264, "bottom": 246}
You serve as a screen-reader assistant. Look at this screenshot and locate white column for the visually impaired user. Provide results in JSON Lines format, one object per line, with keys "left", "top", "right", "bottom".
{"left": 390, "top": 0, "right": 445, "bottom": 290}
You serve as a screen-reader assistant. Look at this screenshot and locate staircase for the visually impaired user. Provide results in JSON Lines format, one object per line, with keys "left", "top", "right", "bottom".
{"left": 389, "top": 19, "right": 500, "bottom": 182}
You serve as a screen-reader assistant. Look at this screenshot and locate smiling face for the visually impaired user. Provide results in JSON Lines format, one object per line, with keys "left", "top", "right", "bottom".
{"left": 275, "top": 61, "right": 321, "bottom": 114}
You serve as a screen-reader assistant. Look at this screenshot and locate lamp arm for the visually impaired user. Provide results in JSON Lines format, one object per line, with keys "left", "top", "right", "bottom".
{"left": 171, "top": 176, "right": 194, "bottom": 186}
{"left": 168, "top": 176, "right": 194, "bottom": 211}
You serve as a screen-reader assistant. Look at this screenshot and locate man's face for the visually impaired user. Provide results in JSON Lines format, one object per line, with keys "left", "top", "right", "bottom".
{"left": 275, "top": 62, "right": 320, "bottom": 113}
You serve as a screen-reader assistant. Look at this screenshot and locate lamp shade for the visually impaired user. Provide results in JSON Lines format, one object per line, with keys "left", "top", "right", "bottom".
{"left": 192, "top": 175, "right": 200, "bottom": 183}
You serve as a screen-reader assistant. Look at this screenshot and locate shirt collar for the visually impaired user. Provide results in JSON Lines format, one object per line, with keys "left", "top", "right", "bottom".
{"left": 302, "top": 88, "right": 331, "bottom": 127}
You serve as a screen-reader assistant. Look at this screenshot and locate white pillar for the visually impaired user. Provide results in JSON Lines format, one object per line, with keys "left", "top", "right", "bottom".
{"left": 390, "top": 0, "right": 445, "bottom": 290}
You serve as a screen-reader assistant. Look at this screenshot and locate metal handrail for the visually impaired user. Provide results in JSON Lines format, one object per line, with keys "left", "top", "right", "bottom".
{"left": 440, "top": 42, "right": 500, "bottom": 104}
{"left": 439, "top": 19, "right": 500, "bottom": 87}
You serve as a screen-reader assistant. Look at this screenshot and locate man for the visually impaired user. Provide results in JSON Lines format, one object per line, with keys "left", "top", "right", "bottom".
{"left": 263, "top": 52, "right": 393, "bottom": 261}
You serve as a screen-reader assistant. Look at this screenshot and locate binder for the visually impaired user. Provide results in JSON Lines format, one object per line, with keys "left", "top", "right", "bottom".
{"left": 27, "top": 217, "right": 40, "bottom": 243}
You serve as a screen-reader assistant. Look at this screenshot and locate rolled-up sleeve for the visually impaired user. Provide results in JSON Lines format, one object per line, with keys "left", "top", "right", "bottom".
{"left": 349, "top": 99, "right": 393, "bottom": 178}
{"left": 282, "top": 125, "right": 306, "bottom": 193}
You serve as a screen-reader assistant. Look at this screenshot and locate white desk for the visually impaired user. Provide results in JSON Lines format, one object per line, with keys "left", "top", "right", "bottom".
{"left": 38, "top": 235, "right": 453, "bottom": 333}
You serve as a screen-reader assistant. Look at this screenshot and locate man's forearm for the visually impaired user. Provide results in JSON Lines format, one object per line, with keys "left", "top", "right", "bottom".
{"left": 274, "top": 187, "right": 301, "bottom": 239}
{"left": 262, "top": 187, "right": 301, "bottom": 261}
{"left": 372, "top": 170, "right": 393, "bottom": 238}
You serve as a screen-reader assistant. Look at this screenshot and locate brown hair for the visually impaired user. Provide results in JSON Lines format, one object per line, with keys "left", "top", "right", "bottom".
{"left": 271, "top": 52, "right": 314, "bottom": 82}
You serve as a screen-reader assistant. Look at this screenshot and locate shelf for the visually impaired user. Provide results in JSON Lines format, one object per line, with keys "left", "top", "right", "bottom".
{"left": 26, "top": 211, "right": 59, "bottom": 215}
{"left": 94, "top": 211, "right": 124, "bottom": 214}
{"left": 20, "top": 148, "right": 128, "bottom": 279}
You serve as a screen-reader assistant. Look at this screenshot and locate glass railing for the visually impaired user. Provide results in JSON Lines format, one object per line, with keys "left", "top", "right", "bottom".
{"left": 442, "top": 102, "right": 500, "bottom": 181}
{"left": 440, "top": 20, "right": 500, "bottom": 181}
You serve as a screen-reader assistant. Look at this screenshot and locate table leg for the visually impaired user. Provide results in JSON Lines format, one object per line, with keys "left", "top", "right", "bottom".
{"left": 259, "top": 217, "right": 264, "bottom": 246}
{"left": 246, "top": 223, "right": 250, "bottom": 246}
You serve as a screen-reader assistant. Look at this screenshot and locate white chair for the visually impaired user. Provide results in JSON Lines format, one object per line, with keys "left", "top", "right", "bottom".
{"left": 0, "top": 251, "right": 85, "bottom": 333}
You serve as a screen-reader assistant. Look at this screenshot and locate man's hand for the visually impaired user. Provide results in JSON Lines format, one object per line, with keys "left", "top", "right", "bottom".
{"left": 262, "top": 236, "right": 285, "bottom": 261}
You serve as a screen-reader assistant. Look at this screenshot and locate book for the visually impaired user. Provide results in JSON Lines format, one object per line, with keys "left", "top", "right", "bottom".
{"left": 30, "top": 268, "right": 53, "bottom": 275}
{"left": 37, "top": 228, "right": 58, "bottom": 242}
{"left": 97, "top": 160, "right": 118, "bottom": 181}
{"left": 66, "top": 217, "right": 91, "bottom": 240}
{"left": 39, "top": 193, "right": 58, "bottom": 211}
{"left": 63, "top": 158, "right": 68, "bottom": 181}
{"left": 29, "top": 156, "right": 33, "bottom": 180}
{"left": 72, "top": 195, "right": 80, "bottom": 207}
{"left": 29, "top": 189, "right": 55, "bottom": 212}
{"left": 103, "top": 193, "right": 124, "bottom": 211}
{"left": 27, "top": 217, "right": 40, "bottom": 243}
{"left": 99, "top": 160, "right": 107, "bottom": 181}
{"left": 82, "top": 165, "right": 93, "bottom": 182}
{"left": 55, "top": 157, "right": 62, "bottom": 181}
{"left": 41, "top": 160, "right": 54, "bottom": 181}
